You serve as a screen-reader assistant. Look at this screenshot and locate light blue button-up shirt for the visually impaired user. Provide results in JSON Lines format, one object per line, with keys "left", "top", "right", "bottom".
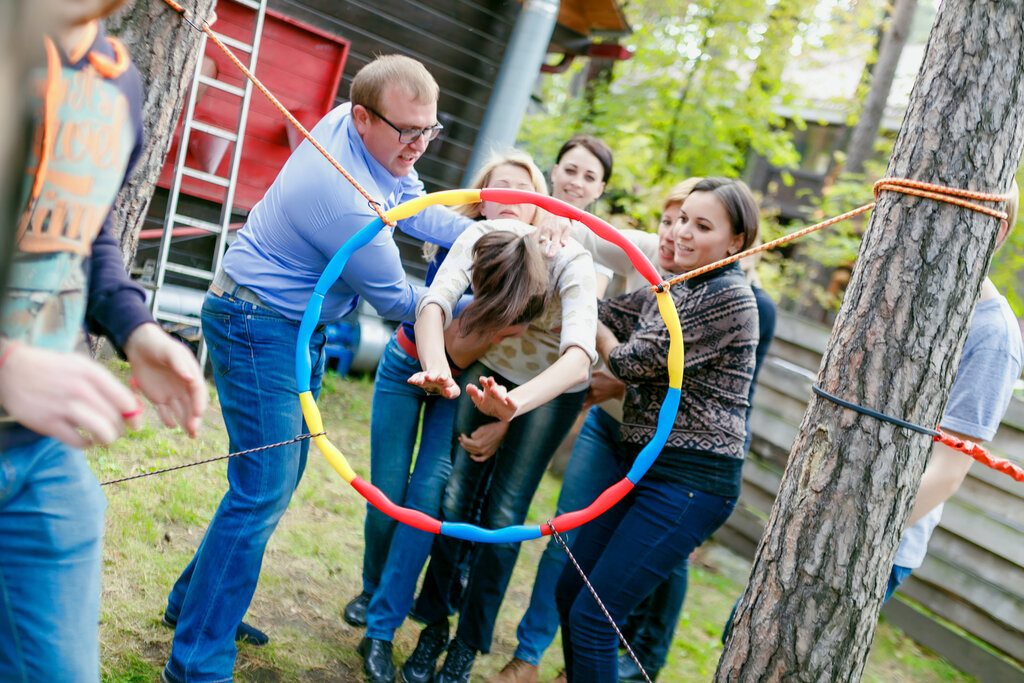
{"left": 223, "top": 102, "right": 471, "bottom": 323}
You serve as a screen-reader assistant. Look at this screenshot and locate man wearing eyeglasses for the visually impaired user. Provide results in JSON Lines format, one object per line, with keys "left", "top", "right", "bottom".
{"left": 161, "top": 54, "right": 475, "bottom": 683}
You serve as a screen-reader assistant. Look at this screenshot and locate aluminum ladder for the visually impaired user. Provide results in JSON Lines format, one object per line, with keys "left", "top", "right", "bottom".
{"left": 149, "top": 0, "right": 268, "bottom": 367}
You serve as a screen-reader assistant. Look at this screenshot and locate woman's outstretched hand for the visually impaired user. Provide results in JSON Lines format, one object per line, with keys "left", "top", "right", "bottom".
{"left": 466, "top": 375, "right": 520, "bottom": 421}
{"left": 408, "top": 369, "right": 460, "bottom": 399}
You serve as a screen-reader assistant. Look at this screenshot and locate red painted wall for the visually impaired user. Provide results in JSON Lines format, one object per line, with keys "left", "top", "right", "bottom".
{"left": 157, "top": 0, "right": 349, "bottom": 211}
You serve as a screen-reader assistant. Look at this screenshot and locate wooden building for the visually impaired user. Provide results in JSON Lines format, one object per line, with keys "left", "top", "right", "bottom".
{"left": 136, "top": 0, "right": 631, "bottom": 284}
{"left": 724, "top": 311, "right": 1024, "bottom": 681}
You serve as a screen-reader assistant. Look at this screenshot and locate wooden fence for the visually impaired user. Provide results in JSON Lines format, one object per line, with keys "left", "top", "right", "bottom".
{"left": 717, "top": 310, "right": 1024, "bottom": 682}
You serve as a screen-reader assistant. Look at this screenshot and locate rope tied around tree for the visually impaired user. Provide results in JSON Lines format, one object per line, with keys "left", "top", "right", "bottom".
{"left": 810, "top": 386, "right": 1024, "bottom": 482}
{"left": 654, "top": 177, "right": 1011, "bottom": 292}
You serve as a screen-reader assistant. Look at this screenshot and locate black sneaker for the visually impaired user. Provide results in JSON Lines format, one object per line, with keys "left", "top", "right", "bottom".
{"left": 358, "top": 637, "right": 396, "bottom": 683}
{"left": 618, "top": 653, "right": 657, "bottom": 682}
{"left": 400, "top": 619, "right": 449, "bottom": 683}
{"left": 435, "top": 637, "right": 475, "bottom": 683}
{"left": 161, "top": 610, "right": 269, "bottom": 646}
{"left": 345, "top": 591, "right": 372, "bottom": 627}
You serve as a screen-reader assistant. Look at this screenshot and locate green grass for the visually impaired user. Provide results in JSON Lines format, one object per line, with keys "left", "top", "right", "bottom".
{"left": 92, "top": 368, "right": 976, "bottom": 682}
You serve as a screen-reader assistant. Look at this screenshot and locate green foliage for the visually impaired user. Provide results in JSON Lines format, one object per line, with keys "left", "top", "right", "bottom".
{"left": 987, "top": 166, "right": 1024, "bottom": 316}
{"left": 760, "top": 166, "right": 879, "bottom": 313}
{"left": 518, "top": 0, "right": 889, "bottom": 234}
{"left": 520, "top": 0, "right": 823, "bottom": 226}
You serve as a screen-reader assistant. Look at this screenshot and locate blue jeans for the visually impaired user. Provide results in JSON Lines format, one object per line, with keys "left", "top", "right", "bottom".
{"left": 885, "top": 565, "right": 913, "bottom": 602}
{"left": 363, "top": 335, "right": 457, "bottom": 641}
{"left": 622, "top": 561, "right": 688, "bottom": 674}
{"left": 164, "top": 291, "right": 325, "bottom": 682}
{"left": 0, "top": 437, "right": 106, "bottom": 682}
{"left": 556, "top": 479, "right": 735, "bottom": 682}
{"left": 514, "top": 406, "right": 625, "bottom": 665}
{"left": 413, "top": 362, "right": 586, "bottom": 653}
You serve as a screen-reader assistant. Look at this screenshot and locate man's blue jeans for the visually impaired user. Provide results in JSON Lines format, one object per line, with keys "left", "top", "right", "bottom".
{"left": 363, "top": 334, "right": 457, "bottom": 641}
{"left": 413, "top": 361, "right": 586, "bottom": 654}
{"left": 513, "top": 406, "right": 625, "bottom": 665}
{"left": 0, "top": 437, "right": 106, "bottom": 682}
{"left": 556, "top": 479, "right": 735, "bottom": 682}
{"left": 164, "top": 291, "right": 325, "bottom": 682}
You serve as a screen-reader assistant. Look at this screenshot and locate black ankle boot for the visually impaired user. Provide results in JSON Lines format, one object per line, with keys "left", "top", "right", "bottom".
{"left": 400, "top": 619, "right": 449, "bottom": 683}
{"left": 435, "top": 637, "right": 476, "bottom": 683}
{"left": 358, "top": 637, "right": 395, "bottom": 683}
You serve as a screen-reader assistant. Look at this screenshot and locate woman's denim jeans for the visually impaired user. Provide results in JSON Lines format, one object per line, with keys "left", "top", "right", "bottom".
{"left": 513, "top": 406, "right": 625, "bottom": 665}
{"left": 413, "top": 361, "right": 586, "bottom": 654}
{"left": 363, "top": 334, "right": 457, "bottom": 641}
{"left": 164, "top": 291, "right": 325, "bottom": 682}
{"left": 0, "top": 438, "right": 106, "bottom": 682}
{"left": 555, "top": 479, "right": 735, "bottom": 682}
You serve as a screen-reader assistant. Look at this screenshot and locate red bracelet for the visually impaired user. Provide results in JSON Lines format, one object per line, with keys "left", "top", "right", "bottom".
{"left": 0, "top": 342, "right": 19, "bottom": 372}
{"left": 121, "top": 398, "right": 144, "bottom": 420}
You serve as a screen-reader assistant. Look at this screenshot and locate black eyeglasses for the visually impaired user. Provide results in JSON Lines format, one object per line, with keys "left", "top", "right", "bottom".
{"left": 365, "top": 106, "right": 443, "bottom": 144}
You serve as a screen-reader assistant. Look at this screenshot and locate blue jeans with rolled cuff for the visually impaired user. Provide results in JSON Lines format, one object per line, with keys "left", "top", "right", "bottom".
{"left": 363, "top": 334, "right": 457, "bottom": 641}
{"left": 163, "top": 291, "right": 325, "bottom": 682}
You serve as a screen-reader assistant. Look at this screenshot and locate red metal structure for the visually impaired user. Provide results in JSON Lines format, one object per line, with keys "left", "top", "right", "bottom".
{"left": 156, "top": 0, "right": 349, "bottom": 212}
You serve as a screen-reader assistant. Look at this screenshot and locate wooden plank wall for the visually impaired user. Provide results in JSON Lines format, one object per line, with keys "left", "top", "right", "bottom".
{"left": 719, "top": 310, "right": 1024, "bottom": 681}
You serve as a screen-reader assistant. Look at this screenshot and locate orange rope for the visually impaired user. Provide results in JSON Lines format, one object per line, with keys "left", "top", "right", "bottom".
{"left": 658, "top": 177, "right": 1011, "bottom": 290}
{"left": 934, "top": 429, "right": 1024, "bottom": 483}
{"left": 161, "top": 0, "right": 395, "bottom": 227}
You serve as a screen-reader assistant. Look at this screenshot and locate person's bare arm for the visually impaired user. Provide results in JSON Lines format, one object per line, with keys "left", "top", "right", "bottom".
{"left": 408, "top": 303, "right": 460, "bottom": 398}
{"left": 0, "top": 342, "right": 142, "bottom": 448}
{"left": 907, "top": 431, "right": 976, "bottom": 526}
{"left": 466, "top": 346, "right": 591, "bottom": 421}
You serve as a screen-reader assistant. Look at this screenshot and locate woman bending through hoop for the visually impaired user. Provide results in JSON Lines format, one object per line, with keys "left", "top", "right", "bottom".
{"left": 555, "top": 177, "right": 761, "bottom": 682}
{"left": 353, "top": 152, "right": 553, "bottom": 683}
{"left": 401, "top": 200, "right": 599, "bottom": 683}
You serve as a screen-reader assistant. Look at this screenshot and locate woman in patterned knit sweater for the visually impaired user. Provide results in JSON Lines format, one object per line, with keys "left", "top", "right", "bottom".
{"left": 401, "top": 197, "right": 598, "bottom": 682}
{"left": 555, "top": 177, "right": 761, "bottom": 682}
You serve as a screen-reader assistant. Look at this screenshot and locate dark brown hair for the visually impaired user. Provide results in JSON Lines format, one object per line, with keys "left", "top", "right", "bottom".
{"left": 690, "top": 177, "right": 760, "bottom": 251}
{"left": 555, "top": 135, "right": 614, "bottom": 183}
{"left": 458, "top": 231, "right": 548, "bottom": 335}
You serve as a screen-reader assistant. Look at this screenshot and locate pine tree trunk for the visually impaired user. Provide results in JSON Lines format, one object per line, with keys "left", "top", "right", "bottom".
{"left": 845, "top": 0, "right": 918, "bottom": 175}
{"left": 715, "top": 1, "right": 1024, "bottom": 680}
{"left": 105, "top": 0, "right": 217, "bottom": 265}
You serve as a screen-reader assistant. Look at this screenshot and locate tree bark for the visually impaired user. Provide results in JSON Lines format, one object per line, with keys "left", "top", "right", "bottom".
{"left": 844, "top": 0, "right": 917, "bottom": 175}
{"left": 716, "top": 1, "right": 1024, "bottom": 680}
{"left": 105, "top": 0, "right": 217, "bottom": 265}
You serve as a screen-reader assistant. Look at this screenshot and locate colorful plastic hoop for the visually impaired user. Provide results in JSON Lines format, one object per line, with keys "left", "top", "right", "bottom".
{"left": 295, "top": 189, "right": 685, "bottom": 543}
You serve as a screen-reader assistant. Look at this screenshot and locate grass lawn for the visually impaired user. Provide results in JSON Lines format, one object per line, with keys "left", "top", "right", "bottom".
{"left": 90, "top": 364, "right": 976, "bottom": 682}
